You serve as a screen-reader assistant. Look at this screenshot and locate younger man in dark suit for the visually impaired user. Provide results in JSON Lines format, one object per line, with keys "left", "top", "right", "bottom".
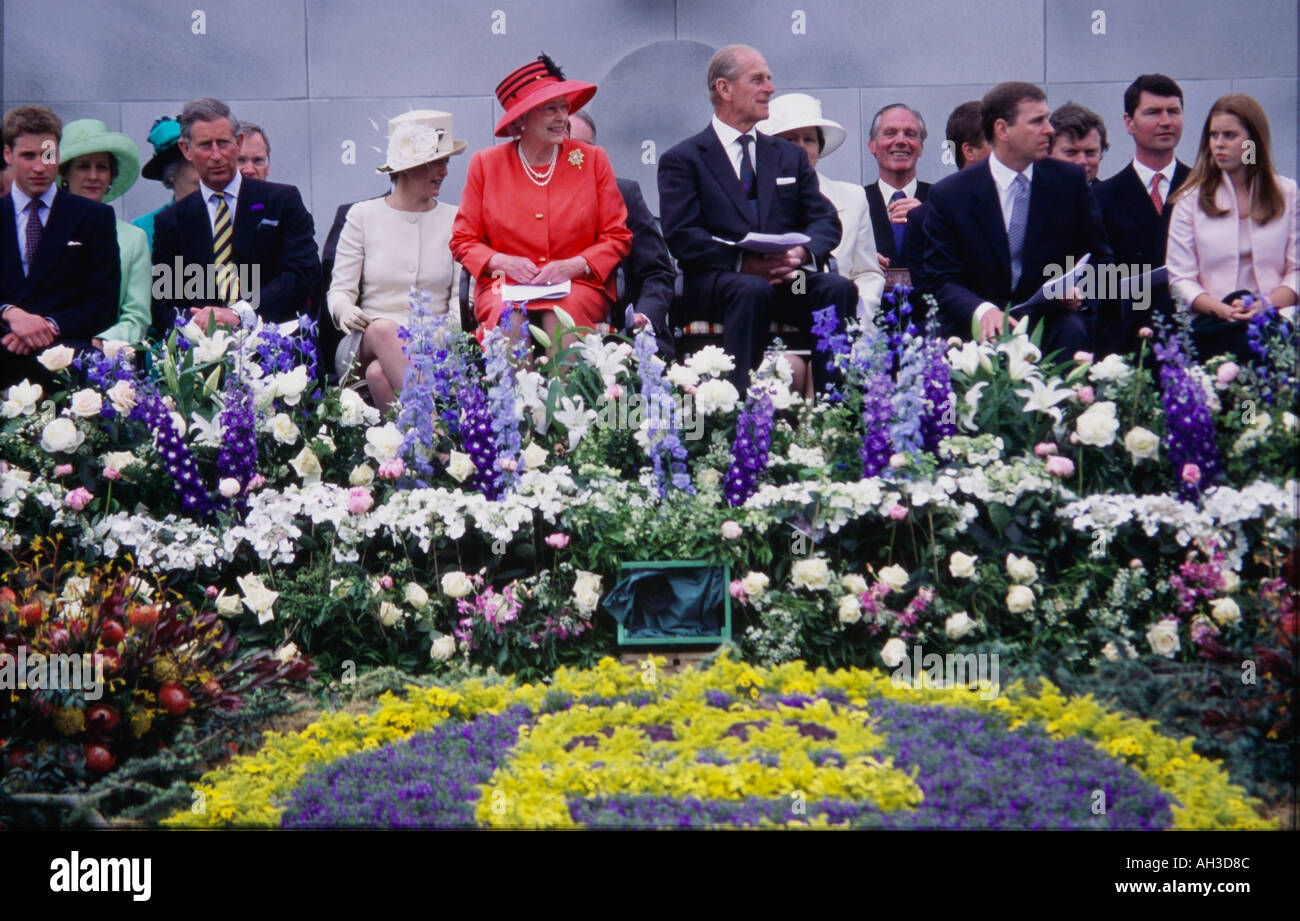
{"left": 151, "top": 97, "right": 319, "bottom": 336}
{"left": 865, "top": 103, "right": 931, "bottom": 271}
{"left": 1, "top": 105, "right": 119, "bottom": 388}
{"left": 658, "top": 44, "right": 855, "bottom": 393}
{"left": 923, "top": 82, "right": 1114, "bottom": 357}
{"left": 1093, "top": 74, "right": 1190, "bottom": 355}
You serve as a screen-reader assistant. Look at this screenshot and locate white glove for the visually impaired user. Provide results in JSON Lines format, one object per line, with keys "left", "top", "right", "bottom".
{"left": 334, "top": 303, "right": 370, "bottom": 333}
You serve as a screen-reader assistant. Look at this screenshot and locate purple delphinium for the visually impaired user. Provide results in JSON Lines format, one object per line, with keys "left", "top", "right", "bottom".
{"left": 879, "top": 283, "right": 918, "bottom": 370}
{"left": 483, "top": 305, "right": 524, "bottom": 495}
{"left": 635, "top": 327, "right": 693, "bottom": 498}
{"left": 250, "top": 317, "right": 321, "bottom": 419}
{"left": 812, "top": 305, "right": 848, "bottom": 363}
{"left": 918, "top": 337, "right": 956, "bottom": 453}
{"left": 216, "top": 371, "right": 257, "bottom": 512}
{"left": 136, "top": 391, "right": 213, "bottom": 517}
{"left": 1245, "top": 299, "right": 1299, "bottom": 405}
{"left": 724, "top": 369, "right": 776, "bottom": 507}
{"left": 1153, "top": 316, "right": 1221, "bottom": 499}
{"left": 397, "top": 287, "right": 454, "bottom": 486}
{"left": 861, "top": 365, "right": 894, "bottom": 477}
{"left": 73, "top": 347, "right": 137, "bottom": 422}
{"left": 458, "top": 379, "right": 500, "bottom": 499}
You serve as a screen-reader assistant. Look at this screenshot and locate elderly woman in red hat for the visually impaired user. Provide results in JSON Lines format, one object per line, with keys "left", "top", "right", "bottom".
{"left": 451, "top": 54, "right": 631, "bottom": 343}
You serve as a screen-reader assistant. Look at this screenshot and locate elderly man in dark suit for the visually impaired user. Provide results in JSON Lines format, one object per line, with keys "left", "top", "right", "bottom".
{"left": 865, "top": 103, "right": 932, "bottom": 272}
{"left": 151, "top": 97, "right": 320, "bottom": 336}
{"left": 658, "top": 44, "right": 854, "bottom": 393}
{"left": 1093, "top": 74, "right": 1191, "bottom": 356}
{"left": 923, "top": 82, "right": 1114, "bottom": 357}
{"left": 1, "top": 105, "right": 119, "bottom": 389}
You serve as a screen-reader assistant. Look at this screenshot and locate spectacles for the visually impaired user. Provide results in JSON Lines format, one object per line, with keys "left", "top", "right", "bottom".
{"left": 238, "top": 156, "right": 269, "bottom": 167}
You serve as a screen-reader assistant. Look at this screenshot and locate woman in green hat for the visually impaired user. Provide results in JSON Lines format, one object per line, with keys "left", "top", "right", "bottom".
{"left": 58, "top": 119, "right": 151, "bottom": 348}
{"left": 131, "top": 116, "right": 199, "bottom": 250}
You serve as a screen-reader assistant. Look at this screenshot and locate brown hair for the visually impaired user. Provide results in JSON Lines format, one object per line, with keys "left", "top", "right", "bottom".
{"left": 1049, "top": 101, "right": 1109, "bottom": 151}
{"left": 3, "top": 105, "right": 62, "bottom": 149}
{"left": 946, "top": 101, "right": 984, "bottom": 168}
{"left": 58, "top": 151, "right": 121, "bottom": 188}
{"left": 981, "top": 82, "right": 1046, "bottom": 142}
{"left": 1175, "top": 93, "right": 1284, "bottom": 224}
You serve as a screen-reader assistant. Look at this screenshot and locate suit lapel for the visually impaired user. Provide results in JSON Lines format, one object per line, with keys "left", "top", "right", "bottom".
{"left": 232, "top": 178, "right": 258, "bottom": 261}
{"left": 969, "top": 161, "right": 1011, "bottom": 276}
{"left": 178, "top": 191, "right": 213, "bottom": 261}
{"left": 865, "top": 184, "right": 895, "bottom": 259}
{"left": 755, "top": 134, "right": 779, "bottom": 230}
{"left": 698, "top": 128, "right": 757, "bottom": 228}
{"left": 27, "top": 189, "right": 73, "bottom": 288}
{"left": 1021, "top": 167, "right": 1052, "bottom": 276}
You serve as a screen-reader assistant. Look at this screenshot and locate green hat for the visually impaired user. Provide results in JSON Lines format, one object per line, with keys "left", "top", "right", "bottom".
{"left": 59, "top": 119, "right": 142, "bottom": 203}
{"left": 141, "top": 116, "right": 184, "bottom": 182}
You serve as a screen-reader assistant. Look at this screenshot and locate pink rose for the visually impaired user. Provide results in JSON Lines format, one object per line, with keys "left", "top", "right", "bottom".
{"left": 1181, "top": 463, "right": 1201, "bottom": 485}
{"left": 205, "top": 585, "right": 220, "bottom": 599}
{"left": 545, "top": 533, "right": 570, "bottom": 549}
{"left": 103, "top": 467, "right": 121, "bottom": 482}
{"left": 729, "top": 579, "right": 748, "bottom": 604}
{"left": 347, "top": 487, "right": 374, "bottom": 514}
{"left": 1045, "top": 455, "right": 1075, "bottom": 477}
{"left": 1073, "top": 351, "right": 1094, "bottom": 363}
{"left": 54, "top": 463, "right": 73, "bottom": 476}
{"left": 498, "top": 458, "right": 518, "bottom": 473}
{"left": 65, "top": 487, "right": 93, "bottom": 511}
{"left": 888, "top": 504, "right": 908, "bottom": 521}
{"left": 1137, "top": 327, "right": 1154, "bottom": 339}
{"left": 379, "top": 575, "right": 394, "bottom": 590}
{"left": 378, "top": 458, "right": 405, "bottom": 480}
{"left": 1076, "top": 385, "right": 1095, "bottom": 404}
{"left": 721, "top": 520, "right": 742, "bottom": 539}
{"left": 1216, "top": 362, "right": 1239, "bottom": 385}
{"left": 248, "top": 473, "right": 267, "bottom": 491}
{"left": 1033, "top": 442, "right": 1058, "bottom": 457}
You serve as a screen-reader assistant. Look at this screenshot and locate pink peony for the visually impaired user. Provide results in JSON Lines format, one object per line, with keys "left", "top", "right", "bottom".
{"left": 1076, "top": 385, "right": 1095, "bottom": 404}
{"left": 1073, "top": 351, "right": 1094, "bottom": 363}
{"left": 1033, "top": 442, "right": 1058, "bottom": 457}
{"left": 721, "top": 520, "right": 742, "bottom": 539}
{"left": 545, "top": 533, "right": 570, "bottom": 549}
{"left": 498, "top": 457, "right": 518, "bottom": 473}
{"left": 103, "top": 467, "right": 121, "bottom": 482}
{"left": 1137, "top": 327, "right": 1154, "bottom": 339}
{"left": 1181, "top": 463, "right": 1201, "bottom": 485}
{"left": 1216, "top": 362, "right": 1239, "bottom": 385}
{"left": 205, "top": 585, "right": 220, "bottom": 598}
{"left": 248, "top": 473, "right": 267, "bottom": 490}
{"left": 377, "top": 458, "right": 405, "bottom": 480}
{"left": 54, "top": 463, "right": 73, "bottom": 476}
{"left": 729, "top": 579, "right": 748, "bottom": 604}
{"left": 347, "top": 487, "right": 373, "bottom": 514}
{"left": 888, "top": 504, "right": 908, "bottom": 521}
{"left": 65, "top": 487, "right": 93, "bottom": 511}
{"left": 1045, "top": 455, "right": 1075, "bottom": 477}
{"left": 379, "top": 575, "right": 394, "bottom": 590}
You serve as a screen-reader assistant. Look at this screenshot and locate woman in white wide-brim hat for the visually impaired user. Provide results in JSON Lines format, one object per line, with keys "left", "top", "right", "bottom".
{"left": 327, "top": 110, "right": 467, "bottom": 413}
{"left": 759, "top": 94, "right": 886, "bottom": 324}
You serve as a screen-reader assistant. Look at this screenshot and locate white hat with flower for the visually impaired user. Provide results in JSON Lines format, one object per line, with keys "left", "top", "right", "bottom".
{"left": 377, "top": 110, "right": 467, "bottom": 174}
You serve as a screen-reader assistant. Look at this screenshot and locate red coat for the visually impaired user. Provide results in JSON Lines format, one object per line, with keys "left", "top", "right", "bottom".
{"left": 451, "top": 137, "right": 632, "bottom": 330}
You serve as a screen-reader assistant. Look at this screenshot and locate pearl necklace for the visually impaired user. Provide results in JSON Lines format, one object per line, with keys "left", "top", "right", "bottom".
{"left": 517, "top": 141, "right": 558, "bottom": 187}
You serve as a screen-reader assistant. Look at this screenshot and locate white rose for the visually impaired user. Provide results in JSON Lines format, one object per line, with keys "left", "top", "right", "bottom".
{"left": 441, "top": 571, "right": 473, "bottom": 598}
{"left": 1006, "top": 584, "right": 1035, "bottom": 613}
{"left": 378, "top": 600, "right": 403, "bottom": 627}
{"left": 1283, "top": 412, "right": 1299, "bottom": 433}
{"left": 693, "top": 378, "right": 740, "bottom": 416}
{"left": 273, "top": 366, "right": 310, "bottom": 406}
{"left": 40, "top": 418, "right": 84, "bottom": 454}
{"left": 837, "top": 593, "right": 862, "bottom": 624}
{"left": 349, "top": 464, "right": 375, "bottom": 487}
{"left": 101, "top": 340, "right": 134, "bottom": 361}
{"left": 214, "top": 590, "right": 243, "bottom": 616}
{"left": 36, "top": 345, "right": 75, "bottom": 372}
{"left": 1075, "top": 401, "right": 1119, "bottom": 447}
{"left": 4, "top": 379, "right": 42, "bottom": 416}
{"left": 236, "top": 573, "right": 279, "bottom": 625}
{"left": 1005, "top": 553, "right": 1038, "bottom": 585}
{"left": 446, "top": 450, "right": 476, "bottom": 483}
{"left": 1123, "top": 426, "right": 1160, "bottom": 462}
{"left": 102, "top": 451, "right": 136, "bottom": 472}
{"left": 69, "top": 389, "right": 103, "bottom": 418}
{"left": 289, "top": 447, "right": 322, "bottom": 484}
{"left": 1101, "top": 640, "right": 1121, "bottom": 662}
{"left": 364, "top": 423, "right": 405, "bottom": 463}
{"left": 1220, "top": 570, "right": 1240, "bottom": 593}
{"left": 880, "top": 637, "right": 908, "bottom": 668}
{"left": 948, "top": 551, "right": 977, "bottom": 579}
{"left": 1209, "top": 597, "right": 1241, "bottom": 626}
{"left": 1146, "top": 619, "right": 1180, "bottom": 658}
{"left": 1088, "top": 353, "right": 1133, "bottom": 383}
{"left": 338, "top": 387, "right": 379, "bottom": 427}
{"left": 404, "top": 583, "right": 430, "bottom": 609}
{"left": 877, "top": 564, "right": 909, "bottom": 591}
{"left": 572, "top": 570, "right": 603, "bottom": 614}
{"left": 268, "top": 413, "right": 300, "bottom": 445}
{"left": 431, "top": 635, "right": 457, "bottom": 662}
{"left": 218, "top": 477, "right": 242, "bottom": 498}
{"left": 945, "top": 611, "right": 976, "bottom": 639}
{"left": 105, "top": 379, "right": 137, "bottom": 414}
{"left": 740, "top": 571, "right": 770, "bottom": 602}
{"left": 841, "top": 573, "right": 868, "bottom": 595}
{"left": 790, "top": 558, "right": 831, "bottom": 591}
{"left": 521, "top": 442, "right": 548, "bottom": 471}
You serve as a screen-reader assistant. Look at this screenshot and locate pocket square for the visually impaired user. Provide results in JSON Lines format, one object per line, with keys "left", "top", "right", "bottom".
{"left": 776, "top": 177, "right": 797, "bottom": 186}
{"left": 66, "top": 240, "right": 83, "bottom": 246}
{"left": 257, "top": 218, "right": 279, "bottom": 228}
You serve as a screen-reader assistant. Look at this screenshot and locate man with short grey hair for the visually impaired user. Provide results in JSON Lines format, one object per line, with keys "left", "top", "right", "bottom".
{"left": 237, "top": 122, "right": 270, "bottom": 180}
{"left": 152, "top": 97, "right": 319, "bottom": 335}
{"left": 865, "top": 103, "right": 931, "bottom": 270}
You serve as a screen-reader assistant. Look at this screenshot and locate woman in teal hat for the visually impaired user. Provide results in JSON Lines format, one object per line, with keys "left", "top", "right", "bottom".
{"left": 131, "top": 116, "right": 199, "bottom": 250}
{"left": 59, "top": 119, "right": 152, "bottom": 348}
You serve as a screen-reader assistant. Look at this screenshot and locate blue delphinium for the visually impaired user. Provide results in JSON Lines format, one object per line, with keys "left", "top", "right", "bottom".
{"left": 216, "top": 371, "right": 258, "bottom": 512}
{"left": 136, "top": 391, "right": 213, "bottom": 517}
{"left": 724, "top": 361, "right": 777, "bottom": 507}
{"left": 396, "top": 287, "right": 452, "bottom": 486}
{"left": 918, "top": 337, "right": 956, "bottom": 453}
{"left": 1153, "top": 314, "right": 1220, "bottom": 499}
{"left": 880, "top": 283, "right": 917, "bottom": 370}
{"left": 483, "top": 305, "right": 524, "bottom": 495}
{"left": 889, "top": 331, "right": 926, "bottom": 457}
{"left": 860, "top": 363, "right": 894, "bottom": 477}
{"left": 1245, "top": 298, "right": 1298, "bottom": 406}
{"left": 811, "top": 304, "right": 848, "bottom": 363}
{"left": 635, "top": 327, "right": 693, "bottom": 498}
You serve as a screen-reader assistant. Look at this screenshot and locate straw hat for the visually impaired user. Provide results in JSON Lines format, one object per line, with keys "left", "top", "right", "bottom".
{"left": 377, "top": 110, "right": 467, "bottom": 174}
{"left": 493, "top": 54, "right": 596, "bottom": 138}
{"left": 756, "top": 93, "right": 847, "bottom": 158}
{"left": 58, "top": 119, "right": 142, "bottom": 202}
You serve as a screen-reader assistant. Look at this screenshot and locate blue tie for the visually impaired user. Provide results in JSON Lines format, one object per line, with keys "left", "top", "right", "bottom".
{"left": 1007, "top": 173, "right": 1030, "bottom": 290}
{"left": 738, "top": 135, "right": 758, "bottom": 219}
{"left": 889, "top": 189, "right": 906, "bottom": 255}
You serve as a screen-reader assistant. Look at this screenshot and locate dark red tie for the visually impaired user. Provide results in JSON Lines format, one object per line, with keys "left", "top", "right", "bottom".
{"left": 24, "top": 199, "right": 43, "bottom": 275}
{"left": 1149, "top": 174, "right": 1164, "bottom": 214}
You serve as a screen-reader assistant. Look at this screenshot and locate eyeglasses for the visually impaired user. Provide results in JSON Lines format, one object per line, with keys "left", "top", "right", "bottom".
{"left": 238, "top": 156, "right": 269, "bottom": 167}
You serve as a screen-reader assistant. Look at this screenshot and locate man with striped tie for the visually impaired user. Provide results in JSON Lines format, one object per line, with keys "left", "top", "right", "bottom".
{"left": 151, "top": 98, "right": 319, "bottom": 337}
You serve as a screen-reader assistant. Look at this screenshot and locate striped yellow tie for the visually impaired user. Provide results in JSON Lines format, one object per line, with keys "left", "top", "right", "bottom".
{"left": 211, "top": 191, "right": 237, "bottom": 304}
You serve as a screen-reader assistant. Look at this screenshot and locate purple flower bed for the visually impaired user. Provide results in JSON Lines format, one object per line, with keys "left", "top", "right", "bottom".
{"left": 279, "top": 705, "right": 532, "bottom": 829}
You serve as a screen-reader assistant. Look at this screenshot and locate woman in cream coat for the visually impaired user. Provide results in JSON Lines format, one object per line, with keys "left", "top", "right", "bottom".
{"left": 328, "top": 111, "right": 466, "bottom": 413}
{"left": 759, "top": 94, "right": 886, "bottom": 327}
{"left": 1166, "top": 93, "right": 1298, "bottom": 361}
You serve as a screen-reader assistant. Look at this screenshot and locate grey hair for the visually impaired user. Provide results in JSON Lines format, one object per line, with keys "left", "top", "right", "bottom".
{"left": 238, "top": 121, "right": 270, "bottom": 155}
{"left": 160, "top": 158, "right": 184, "bottom": 190}
{"left": 179, "top": 98, "right": 239, "bottom": 143}
{"left": 570, "top": 108, "right": 596, "bottom": 141}
{"left": 869, "top": 103, "right": 928, "bottom": 143}
{"left": 707, "top": 44, "right": 751, "bottom": 107}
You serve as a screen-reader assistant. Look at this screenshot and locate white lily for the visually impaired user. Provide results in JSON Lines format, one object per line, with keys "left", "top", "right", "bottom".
{"left": 1014, "top": 375, "right": 1075, "bottom": 426}
{"left": 959, "top": 381, "right": 988, "bottom": 431}
{"left": 997, "top": 332, "right": 1041, "bottom": 381}
{"left": 576, "top": 335, "right": 633, "bottom": 388}
{"left": 554, "top": 395, "right": 596, "bottom": 448}
{"left": 189, "top": 411, "right": 225, "bottom": 446}
{"left": 193, "top": 330, "right": 232, "bottom": 364}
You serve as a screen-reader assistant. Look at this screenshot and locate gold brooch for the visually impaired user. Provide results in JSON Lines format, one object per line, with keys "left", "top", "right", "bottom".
{"left": 568, "top": 149, "right": 584, "bottom": 169}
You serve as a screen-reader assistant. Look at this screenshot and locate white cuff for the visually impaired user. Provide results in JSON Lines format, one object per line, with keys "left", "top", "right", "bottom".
{"left": 973, "top": 302, "right": 997, "bottom": 323}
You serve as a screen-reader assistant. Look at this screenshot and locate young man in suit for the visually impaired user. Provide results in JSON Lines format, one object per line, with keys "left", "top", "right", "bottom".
{"left": 865, "top": 104, "right": 931, "bottom": 271}
{"left": 151, "top": 97, "right": 320, "bottom": 336}
{"left": 1093, "top": 74, "right": 1190, "bottom": 355}
{"left": 1, "top": 105, "right": 120, "bottom": 389}
{"left": 922, "top": 82, "right": 1114, "bottom": 357}
{"left": 1049, "top": 102, "right": 1109, "bottom": 184}
{"left": 658, "top": 44, "right": 854, "bottom": 393}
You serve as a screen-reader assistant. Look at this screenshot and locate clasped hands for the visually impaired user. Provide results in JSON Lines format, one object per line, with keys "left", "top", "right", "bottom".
{"left": 189, "top": 305, "right": 242, "bottom": 331}
{"left": 741, "top": 246, "right": 811, "bottom": 285}
{"left": 1, "top": 306, "right": 56, "bottom": 355}
{"left": 488, "top": 253, "right": 588, "bottom": 286}
{"left": 1213, "top": 298, "right": 1261, "bottom": 322}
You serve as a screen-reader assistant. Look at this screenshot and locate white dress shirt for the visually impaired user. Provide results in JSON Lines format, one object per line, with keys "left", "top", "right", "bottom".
{"left": 198, "top": 171, "right": 243, "bottom": 236}
{"left": 1131, "top": 158, "right": 1177, "bottom": 208}
{"left": 712, "top": 115, "right": 758, "bottom": 181}
{"left": 973, "top": 153, "right": 1036, "bottom": 322}
{"left": 10, "top": 183, "right": 58, "bottom": 271}
{"left": 876, "top": 177, "right": 919, "bottom": 204}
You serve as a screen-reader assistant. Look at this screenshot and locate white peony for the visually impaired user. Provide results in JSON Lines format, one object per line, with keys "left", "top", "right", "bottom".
{"left": 1220, "top": 570, "right": 1240, "bottom": 593}
{"left": 1005, "top": 553, "right": 1038, "bottom": 585}
{"left": 693, "top": 378, "right": 740, "bottom": 416}
{"left": 572, "top": 570, "right": 603, "bottom": 614}
{"left": 4, "top": 379, "right": 42, "bottom": 416}
{"left": 446, "top": 450, "right": 475, "bottom": 483}
{"left": 268, "top": 413, "right": 300, "bottom": 445}
{"left": 364, "top": 423, "right": 405, "bottom": 463}
{"left": 1123, "top": 426, "right": 1160, "bottom": 462}
{"left": 790, "top": 557, "right": 831, "bottom": 591}
{"left": 1209, "top": 597, "right": 1241, "bottom": 626}
{"left": 40, "top": 418, "right": 84, "bottom": 454}
{"left": 441, "top": 571, "right": 473, "bottom": 598}
{"left": 877, "top": 564, "right": 909, "bottom": 591}
{"left": 1146, "top": 619, "right": 1180, "bottom": 658}
{"left": 945, "top": 611, "right": 976, "bottom": 639}
{"left": 665, "top": 363, "right": 702, "bottom": 390}
{"left": 880, "top": 637, "right": 908, "bottom": 668}
{"left": 1006, "top": 584, "right": 1035, "bottom": 613}
{"left": 338, "top": 387, "right": 380, "bottom": 427}
{"left": 1088, "top": 353, "right": 1133, "bottom": 383}
{"left": 521, "top": 442, "right": 548, "bottom": 470}
{"left": 69, "top": 389, "right": 103, "bottom": 418}
{"left": 105, "top": 379, "right": 137, "bottom": 415}
{"left": 273, "top": 365, "right": 311, "bottom": 406}
{"left": 36, "top": 345, "right": 75, "bottom": 372}
{"left": 1075, "top": 401, "right": 1119, "bottom": 447}
{"left": 948, "top": 551, "right": 977, "bottom": 579}
{"left": 740, "top": 571, "right": 770, "bottom": 602}
{"left": 404, "top": 583, "right": 430, "bottom": 609}
{"left": 837, "top": 593, "right": 862, "bottom": 624}
{"left": 684, "top": 345, "right": 735, "bottom": 378}
{"left": 102, "top": 451, "right": 136, "bottom": 472}
{"left": 430, "top": 635, "right": 457, "bottom": 662}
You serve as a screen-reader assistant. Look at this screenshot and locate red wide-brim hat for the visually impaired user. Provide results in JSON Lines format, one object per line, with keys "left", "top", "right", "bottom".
{"left": 494, "top": 54, "right": 597, "bottom": 138}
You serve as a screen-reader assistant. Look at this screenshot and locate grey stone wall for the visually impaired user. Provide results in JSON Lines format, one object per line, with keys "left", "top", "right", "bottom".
{"left": 5, "top": 0, "right": 1295, "bottom": 245}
